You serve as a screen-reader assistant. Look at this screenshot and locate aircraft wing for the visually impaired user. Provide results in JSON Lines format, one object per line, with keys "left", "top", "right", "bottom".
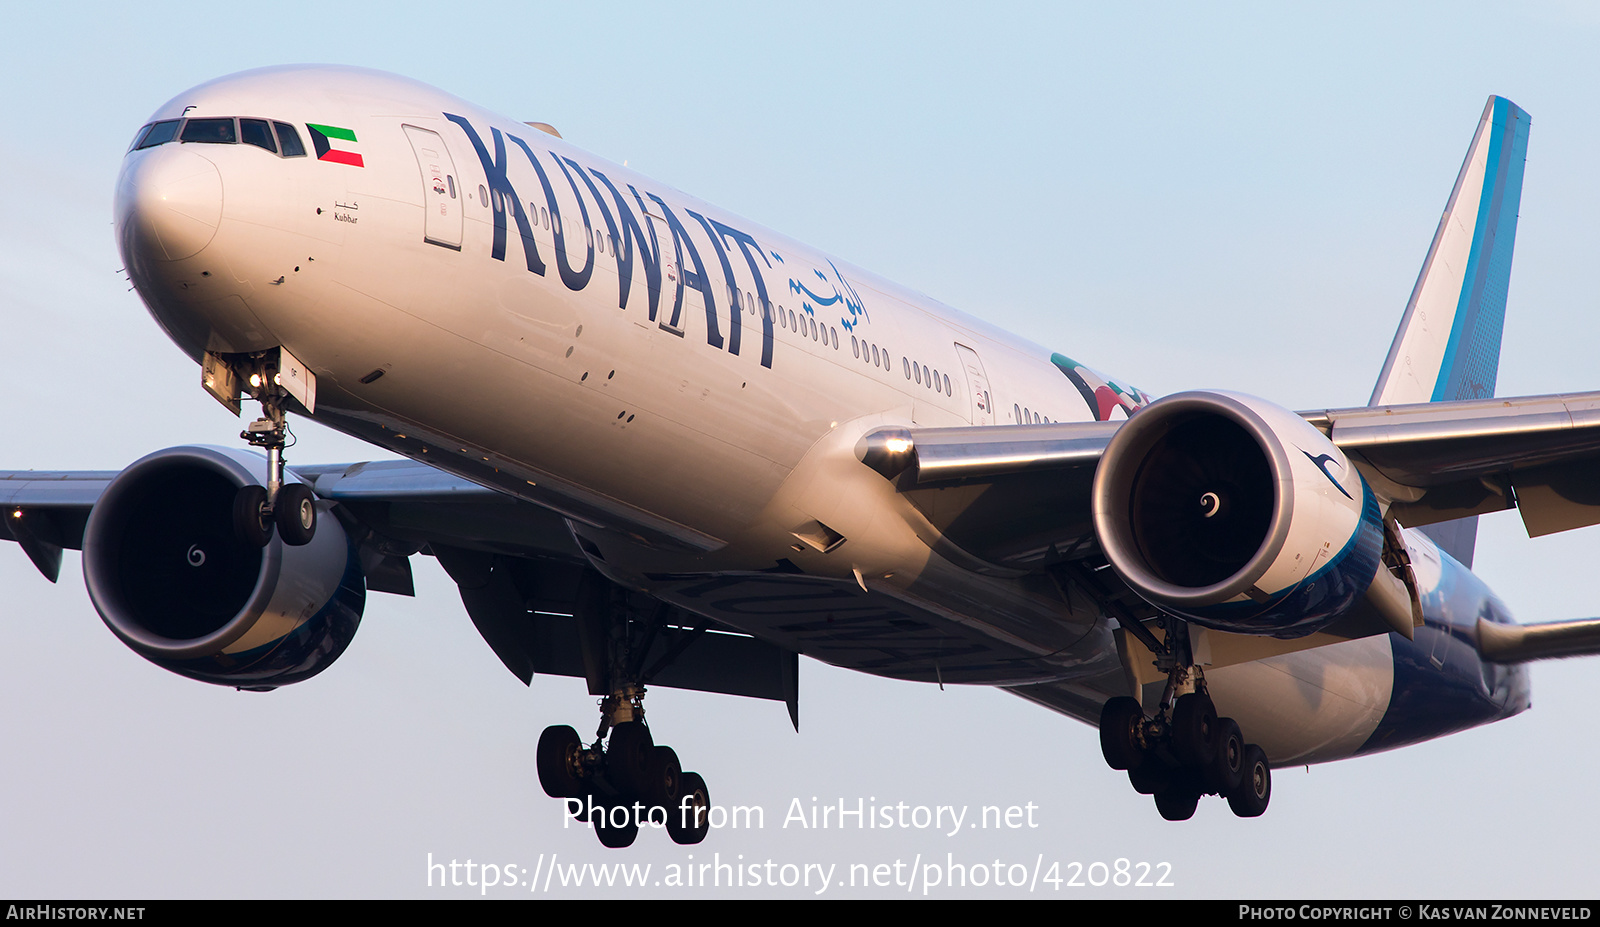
{"left": 863, "top": 388, "right": 1600, "bottom": 535}
{"left": 1309, "top": 390, "right": 1600, "bottom": 537}
{"left": 0, "top": 457, "right": 801, "bottom": 718}
{"left": 857, "top": 388, "right": 1600, "bottom": 663}
{"left": 0, "top": 460, "right": 508, "bottom": 573}
{"left": 0, "top": 471, "right": 116, "bottom": 583}
{"left": 13, "top": 377, "right": 1600, "bottom": 713}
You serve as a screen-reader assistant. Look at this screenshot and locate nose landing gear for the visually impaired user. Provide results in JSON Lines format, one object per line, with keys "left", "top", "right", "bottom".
{"left": 206, "top": 348, "right": 318, "bottom": 548}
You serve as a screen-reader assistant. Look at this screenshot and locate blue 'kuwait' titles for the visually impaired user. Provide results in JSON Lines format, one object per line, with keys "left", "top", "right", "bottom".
{"left": 444, "top": 113, "right": 777, "bottom": 369}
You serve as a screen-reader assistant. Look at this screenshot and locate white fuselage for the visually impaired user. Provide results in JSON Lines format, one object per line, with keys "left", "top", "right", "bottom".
{"left": 114, "top": 66, "right": 1526, "bottom": 768}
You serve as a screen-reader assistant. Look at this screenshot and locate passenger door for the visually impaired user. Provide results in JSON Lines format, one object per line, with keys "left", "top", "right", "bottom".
{"left": 402, "top": 125, "right": 462, "bottom": 250}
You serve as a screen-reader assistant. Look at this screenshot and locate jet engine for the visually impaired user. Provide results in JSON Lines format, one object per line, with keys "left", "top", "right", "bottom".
{"left": 82, "top": 446, "right": 365, "bottom": 689}
{"left": 1092, "top": 391, "right": 1382, "bottom": 638}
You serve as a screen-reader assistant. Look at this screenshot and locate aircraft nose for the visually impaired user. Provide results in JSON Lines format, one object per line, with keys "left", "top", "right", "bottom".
{"left": 115, "top": 148, "right": 223, "bottom": 262}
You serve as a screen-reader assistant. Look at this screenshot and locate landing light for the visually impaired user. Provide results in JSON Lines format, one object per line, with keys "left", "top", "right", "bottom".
{"left": 884, "top": 437, "right": 913, "bottom": 454}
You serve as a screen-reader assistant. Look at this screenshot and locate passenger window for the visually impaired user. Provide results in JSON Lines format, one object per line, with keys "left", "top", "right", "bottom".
{"left": 134, "top": 120, "right": 181, "bottom": 150}
{"left": 852, "top": 335, "right": 860, "bottom": 358}
{"left": 274, "top": 122, "right": 306, "bottom": 157}
{"left": 944, "top": 374, "right": 951, "bottom": 395}
{"left": 180, "top": 118, "right": 237, "bottom": 144}
{"left": 240, "top": 119, "right": 277, "bottom": 153}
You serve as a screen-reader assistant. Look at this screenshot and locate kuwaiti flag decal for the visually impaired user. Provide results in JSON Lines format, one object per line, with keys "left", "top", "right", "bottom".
{"left": 307, "top": 123, "right": 364, "bottom": 167}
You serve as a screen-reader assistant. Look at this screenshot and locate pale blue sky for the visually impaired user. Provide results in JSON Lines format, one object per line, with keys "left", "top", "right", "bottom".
{"left": 4, "top": 2, "right": 1600, "bottom": 898}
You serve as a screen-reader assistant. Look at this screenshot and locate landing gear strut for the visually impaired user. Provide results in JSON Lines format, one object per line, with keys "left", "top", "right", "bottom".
{"left": 1097, "top": 618, "right": 1272, "bottom": 820}
{"left": 535, "top": 573, "right": 713, "bottom": 848}
{"left": 536, "top": 686, "right": 711, "bottom": 848}
{"left": 225, "top": 351, "right": 317, "bottom": 548}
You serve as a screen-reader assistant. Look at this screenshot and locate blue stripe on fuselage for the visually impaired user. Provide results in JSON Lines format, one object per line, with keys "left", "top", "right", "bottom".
{"left": 1357, "top": 540, "right": 1529, "bottom": 756}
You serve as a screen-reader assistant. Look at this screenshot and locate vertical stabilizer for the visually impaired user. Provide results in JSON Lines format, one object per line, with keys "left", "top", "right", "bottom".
{"left": 1370, "top": 97, "right": 1530, "bottom": 567}
{"left": 1371, "top": 97, "right": 1529, "bottom": 406}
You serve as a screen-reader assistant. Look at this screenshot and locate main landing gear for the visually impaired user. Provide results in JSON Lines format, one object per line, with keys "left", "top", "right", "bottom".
{"left": 225, "top": 352, "right": 317, "bottom": 549}
{"left": 536, "top": 686, "right": 711, "bottom": 849}
{"left": 1097, "top": 626, "right": 1272, "bottom": 820}
{"left": 536, "top": 573, "right": 713, "bottom": 848}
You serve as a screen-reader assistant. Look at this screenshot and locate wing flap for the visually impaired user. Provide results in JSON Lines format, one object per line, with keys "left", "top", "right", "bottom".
{"left": 1314, "top": 390, "right": 1600, "bottom": 534}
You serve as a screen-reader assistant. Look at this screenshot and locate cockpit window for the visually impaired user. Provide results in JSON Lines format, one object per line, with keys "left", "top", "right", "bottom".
{"left": 131, "top": 116, "right": 305, "bottom": 158}
{"left": 274, "top": 122, "right": 306, "bottom": 158}
{"left": 133, "top": 120, "right": 181, "bottom": 150}
{"left": 240, "top": 119, "right": 277, "bottom": 153}
{"left": 180, "top": 118, "right": 237, "bottom": 144}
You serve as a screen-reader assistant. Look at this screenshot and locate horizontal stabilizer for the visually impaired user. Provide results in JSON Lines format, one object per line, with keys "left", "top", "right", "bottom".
{"left": 1477, "top": 616, "right": 1600, "bottom": 663}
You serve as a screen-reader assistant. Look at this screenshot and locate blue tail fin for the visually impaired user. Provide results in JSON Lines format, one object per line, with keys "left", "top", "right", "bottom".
{"left": 1370, "top": 96, "right": 1530, "bottom": 566}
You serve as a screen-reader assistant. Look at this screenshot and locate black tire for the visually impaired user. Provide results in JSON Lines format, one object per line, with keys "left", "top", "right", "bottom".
{"left": 537, "top": 725, "right": 586, "bottom": 798}
{"left": 1098, "top": 696, "right": 1145, "bottom": 771}
{"left": 275, "top": 483, "right": 317, "bottom": 546}
{"left": 594, "top": 804, "right": 639, "bottom": 848}
{"left": 570, "top": 792, "right": 596, "bottom": 823}
{"left": 1171, "top": 692, "right": 1218, "bottom": 768}
{"left": 1227, "top": 744, "right": 1272, "bottom": 818}
{"left": 1207, "top": 717, "right": 1245, "bottom": 796}
{"left": 1153, "top": 782, "right": 1201, "bottom": 821}
{"left": 666, "top": 772, "right": 710, "bottom": 845}
{"left": 1128, "top": 759, "right": 1174, "bottom": 795}
{"left": 644, "top": 745, "right": 682, "bottom": 809}
{"left": 233, "top": 485, "right": 272, "bottom": 547}
{"left": 606, "top": 721, "right": 654, "bottom": 800}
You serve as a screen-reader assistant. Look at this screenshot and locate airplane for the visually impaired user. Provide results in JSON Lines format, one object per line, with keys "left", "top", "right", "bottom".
{"left": 6, "top": 65, "right": 1600, "bottom": 846}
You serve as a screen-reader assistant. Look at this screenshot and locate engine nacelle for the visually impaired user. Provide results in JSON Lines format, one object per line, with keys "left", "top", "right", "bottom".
{"left": 82, "top": 446, "right": 365, "bottom": 689}
{"left": 1092, "top": 391, "right": 1382, "bottom": 638}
